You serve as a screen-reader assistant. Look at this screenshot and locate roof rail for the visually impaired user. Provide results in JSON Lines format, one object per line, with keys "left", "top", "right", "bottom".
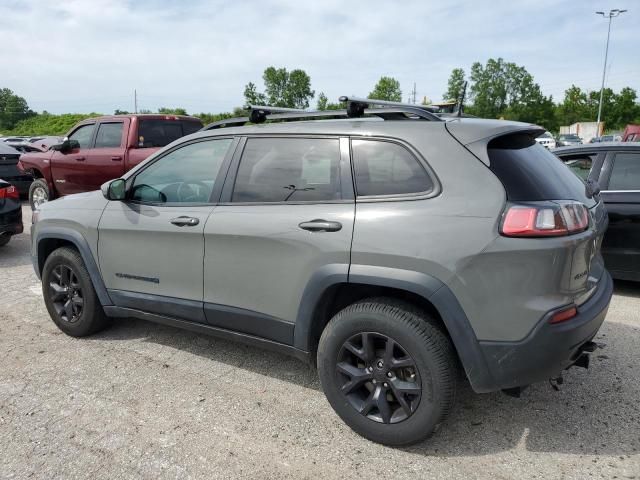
{"left": 200, "top": 98, "right": 444, "bottom": 130}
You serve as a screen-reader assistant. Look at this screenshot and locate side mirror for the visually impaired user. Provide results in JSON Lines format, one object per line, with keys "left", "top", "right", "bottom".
{"left": 52, "top": 139, "right": 80, "bottom": 153}
{"left": 102, "top": 178, "right": 126, "bottom": 201}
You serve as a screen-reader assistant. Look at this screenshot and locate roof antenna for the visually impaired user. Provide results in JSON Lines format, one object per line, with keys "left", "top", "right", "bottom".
{"left": 456, "top": 81, "right": 467, "bottom": 117}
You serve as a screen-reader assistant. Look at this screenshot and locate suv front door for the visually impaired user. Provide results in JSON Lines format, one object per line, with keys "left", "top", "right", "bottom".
{"left": 98, "top": 137, "right": 236, "bottom": 322}
{"left": 202, "top": 136, "right": 355, "bottom": 344}
{"left": 51, "top": 122, "right": 96, "bottom": 195}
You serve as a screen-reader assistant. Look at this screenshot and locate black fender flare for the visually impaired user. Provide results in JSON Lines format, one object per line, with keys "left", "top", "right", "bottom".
{"left": 294, "top": 264, "right": 497, "bottom": 393}
{"left": 33, "top": 227, "right": 113, "bottom": 307}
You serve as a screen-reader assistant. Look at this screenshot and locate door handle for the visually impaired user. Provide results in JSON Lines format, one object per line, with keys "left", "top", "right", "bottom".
{"left": 111, "top": 156, "right": 123, "bottom": 161}
{"left": 170, "top": 216, "right": 200, "bottom": 227}
{"left": 76, "top": 156, "right": 86, "bottom": 161}
{"left": 298, "top": 219, "right": 342, "bottom": 232}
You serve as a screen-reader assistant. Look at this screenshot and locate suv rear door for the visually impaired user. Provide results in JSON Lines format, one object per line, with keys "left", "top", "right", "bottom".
{"left": 84, "top": 119, "right": 129, "bottom": 191}
{"left": 598, "top": 149, "right": 640, "bottom": 280}
{"left": 202, "top": 136, "right": 354, "bottom": 345}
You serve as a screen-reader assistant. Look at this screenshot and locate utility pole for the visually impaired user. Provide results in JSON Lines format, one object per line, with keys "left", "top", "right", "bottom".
{"left": 595, "top": 9, "right": 627, "bottom": 134}
{"left": 411, "top": 82, "right": 417, "bottom": 104}
{"left": 134, "top": 89, "right": 138, "bottom": 114}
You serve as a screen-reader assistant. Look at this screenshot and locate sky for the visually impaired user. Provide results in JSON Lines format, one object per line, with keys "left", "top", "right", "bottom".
{"left": 0, "top": 0, "right": 638, "bottom": 115}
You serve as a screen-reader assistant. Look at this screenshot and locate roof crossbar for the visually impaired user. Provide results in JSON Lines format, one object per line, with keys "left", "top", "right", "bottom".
{"left": 339, "top": 96, "right": 442, "bottom": 121}
{"left": 245, "top": 105, "right": 306, "bottom": 124}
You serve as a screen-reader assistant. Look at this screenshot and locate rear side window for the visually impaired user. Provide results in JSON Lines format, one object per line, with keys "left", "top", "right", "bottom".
{"left": 138, "top": 120, "right": 202, "bottom": 148}
{"left": 351, "top": 139, "right": 433, "bottom": 197}
{"left": 94, "top": 122, "right": 123, "bottom": 148}
{"left": 608, "top": 153, "right": 640, "bottom": 190}
{"left": 488, "top": 134, "right": 595, "bottom": 207}
{"left": 232, "top": 138, "right": 341, "bottom": 203}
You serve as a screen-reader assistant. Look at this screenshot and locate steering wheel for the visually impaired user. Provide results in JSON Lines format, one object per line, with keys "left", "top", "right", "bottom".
{"left": 177, "top": 180, "right": 209, "bottom": 202}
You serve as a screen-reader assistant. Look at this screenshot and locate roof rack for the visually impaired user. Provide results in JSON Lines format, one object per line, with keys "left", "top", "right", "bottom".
{"left": 201, "top": 96, "right": 443, "bottom": 130}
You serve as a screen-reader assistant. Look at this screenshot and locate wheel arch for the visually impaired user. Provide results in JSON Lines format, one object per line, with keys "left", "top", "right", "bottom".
{"left": 34, "top": 228, "right": 112, "bottom": 306}
{"left": 294, "top": 265, "right": 498, "bottom": 393}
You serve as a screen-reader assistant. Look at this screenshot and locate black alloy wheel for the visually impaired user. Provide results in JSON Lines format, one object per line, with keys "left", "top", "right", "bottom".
{"left": 336, "top": 332, "right": 422, "bottom": 424}
{"left": 48, "top": 264, "right": 84, "bottom": 323}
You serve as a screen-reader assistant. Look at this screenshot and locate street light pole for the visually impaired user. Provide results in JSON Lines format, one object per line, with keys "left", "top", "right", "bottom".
{"left": 595, "top": 9, "right": 627, "bottom": 134}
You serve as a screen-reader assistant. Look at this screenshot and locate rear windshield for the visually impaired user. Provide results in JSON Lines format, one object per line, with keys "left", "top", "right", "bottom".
{"left": 138, "top": 119, "right": 203, "bottom": 148}
{"left": 488, "top": 134, "right": 595, "bottom": 207}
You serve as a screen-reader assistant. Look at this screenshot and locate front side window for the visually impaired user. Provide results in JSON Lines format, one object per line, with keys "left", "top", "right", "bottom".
{"left": 608, "top": 153, "right": 640, "bottom": 190}
{"left": 351, "top": 139, "right": 433, "bottom": 196}
{"left": 94, "top": 122, "right": 123, "bottom": 148}
{"left": 131, "top": 138, "right": 232, "bottom": 203}
{"left": 232, "top": 138, "right": 342, "bottom": 203}
{"left": 68, "top": 124, "right": 95, "bottom": 149}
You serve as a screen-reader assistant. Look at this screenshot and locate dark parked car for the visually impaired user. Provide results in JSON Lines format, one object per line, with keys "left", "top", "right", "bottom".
{"left": 554, "top": 143, "right": 640, "bottom": 281}
{"left": 0, "top": 179, "right": 23, "bottom": 247}
{"left": 0, "top": 142, "right": 32, "bottom": 196}
{"left": 557, "top": 134, "right": 583, "bottom": 147}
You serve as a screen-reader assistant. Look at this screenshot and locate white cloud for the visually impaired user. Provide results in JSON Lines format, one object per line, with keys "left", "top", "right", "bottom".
{"left": 0, "top": 0, "right": 637, "bottom": 113}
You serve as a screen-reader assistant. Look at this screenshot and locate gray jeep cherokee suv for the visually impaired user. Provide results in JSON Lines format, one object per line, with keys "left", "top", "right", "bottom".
{"left": 31, "top": 100, "right": 613, "bottom": 446}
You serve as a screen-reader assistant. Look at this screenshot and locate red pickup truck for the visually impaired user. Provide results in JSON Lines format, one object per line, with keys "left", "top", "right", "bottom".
{"left": 19, "top": 114, "right": 203, "bottom": 209}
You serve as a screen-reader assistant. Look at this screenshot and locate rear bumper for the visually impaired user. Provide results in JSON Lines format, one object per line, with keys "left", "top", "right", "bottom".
{"left": 0, "top": 207, "right": 23, "bottom": 236}
{"left": 478, "top": 270, "right": 613, "bottom": 390}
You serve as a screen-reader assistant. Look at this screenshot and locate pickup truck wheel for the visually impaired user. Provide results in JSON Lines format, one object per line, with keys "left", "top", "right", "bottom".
{"left": 42, "top": 246, "right": 109, "bottom": 337}
{"left": 317, "top": 298, "right": 457, "bottom": 446}
{"left": 29, "top": 179, "right": 50, "bottom": 210}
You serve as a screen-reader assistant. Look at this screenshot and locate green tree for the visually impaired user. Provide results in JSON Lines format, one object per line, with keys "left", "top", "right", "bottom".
{"left": 468, "top": 58, "right": 509, "bottom": 118}
{"left": 444, "top": 68, "right": 466, "bottom": 101}
{"left": 316, "top": 92, "right": 343, "bottom": 111}
{"left": 557, "top": 85, "right": 589, "bottom": 126}
{"left": 0, "top": 88, "right": 35, "bottom": 130}
{"left": 317, "top": 92, "right": 328, "bottom": 110}
{"left": 244, "top": 67, "right": 314, "bottom": 109}
{"left": 243, "top": 82, "right": 267, "bottom": 106}
{"left": 158, "top": 107, "right": 188, "bottom": 115}
{"left": 114, "top": 109, "right": 130, "bottom": 115}
{"left": 368, "top": 76, "right": 402, "bottom": 102}
{"left": 609, "top": 87, "right": 639, "bottom": 130}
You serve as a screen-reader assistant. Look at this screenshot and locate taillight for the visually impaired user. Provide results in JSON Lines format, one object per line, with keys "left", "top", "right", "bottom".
{"left": 501, "top": 201, "right": 589, "bottom": 238}
{"left": 0, "top": 185, "right": 19, "bottom": 200}
{"left": 549, "top": 304, "right": 578, "bottom": 324}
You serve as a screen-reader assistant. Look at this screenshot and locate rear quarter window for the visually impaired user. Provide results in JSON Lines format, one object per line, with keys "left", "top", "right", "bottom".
{"left": 351, "top": 139, "right": 433, "bottom": 197}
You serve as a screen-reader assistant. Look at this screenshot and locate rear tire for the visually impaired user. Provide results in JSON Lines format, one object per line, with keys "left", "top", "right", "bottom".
{"left": 29, "top": 178, "right": 50, "bottom": 211}
{"left": 0, "top": 234, "right": 11, "bottom": 247}
{"left": 42, "top": 246, "right": 109, "bottom": 337}
{"left": 318, "top": 298, "right": 457, "bottom": 446}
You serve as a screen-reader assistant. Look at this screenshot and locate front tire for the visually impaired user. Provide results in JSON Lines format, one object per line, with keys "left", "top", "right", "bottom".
{"left": 0, "top": 234, "right": 11, "bottom": 247}
{"left": 29, "top": 178, "right": 50, "bottom": 210}
{"left": 318, "top": 298, "right": 457, "bottom": 446}
{"left": 42, "top": 246, "right": 109, "bottom": 337}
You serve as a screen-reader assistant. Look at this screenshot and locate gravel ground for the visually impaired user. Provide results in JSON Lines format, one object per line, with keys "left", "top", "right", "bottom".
{"left": 1, "top": 204, "right": 639, "bottom": 479}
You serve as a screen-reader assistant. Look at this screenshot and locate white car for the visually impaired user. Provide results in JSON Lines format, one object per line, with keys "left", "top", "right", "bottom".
{"left": 535, "top": 131, "right": 557, "bottom": 149}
